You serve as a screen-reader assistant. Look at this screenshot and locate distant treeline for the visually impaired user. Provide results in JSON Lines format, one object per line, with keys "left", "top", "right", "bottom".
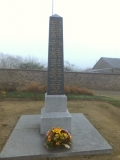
{"left": 0, "top": 52, "right": 85, "bottom": 71}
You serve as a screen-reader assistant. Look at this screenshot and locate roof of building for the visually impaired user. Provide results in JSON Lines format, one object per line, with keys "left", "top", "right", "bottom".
{"left": 101, "top": 57, "right": 120, "bottom": 69}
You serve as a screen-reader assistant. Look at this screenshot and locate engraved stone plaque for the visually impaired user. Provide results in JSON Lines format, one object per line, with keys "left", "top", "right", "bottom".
{"left": 47, "top": 14, "right": 64, "bottom": 95}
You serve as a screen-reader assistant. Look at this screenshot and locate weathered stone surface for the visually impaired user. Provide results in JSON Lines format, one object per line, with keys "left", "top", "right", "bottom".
{"left": 40, "top": 15, "right": 71, "bottom": 134}
{"left": 40, "top": 109, "right": 71, "bottom": 135}
{"left": 1, "top": 69, "right": 120, "bottom": 90}
{"left": 0, "top": 114, "right": 112, "bottom": 159}
{"left": 44, "top": 93, "right": 67, "bottom": 112}
{"left": 47, "top": 14, "right": 64, "bottom": 95}
{"left": 40, "top": 94, "right": 71, "bottom": 135}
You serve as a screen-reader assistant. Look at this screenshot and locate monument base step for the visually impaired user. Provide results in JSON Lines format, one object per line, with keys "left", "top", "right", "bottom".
{"left": 0, "top": 114, "right": 112, "bottom": 160}
{"left": 40, "top": 108, "right": 72, "bottom": 134}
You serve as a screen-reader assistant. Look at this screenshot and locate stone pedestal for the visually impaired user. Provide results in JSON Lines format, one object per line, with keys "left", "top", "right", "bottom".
{"left": 40, "top": 93, "right": 72, "bottom": 135}
{"left": 0, "top": 114, "right": 112, "bottom": 159}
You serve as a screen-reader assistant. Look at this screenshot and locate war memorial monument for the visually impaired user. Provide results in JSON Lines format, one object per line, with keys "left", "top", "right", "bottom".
{"left": 0, "top": 14, "right": 112, "bottom": 159}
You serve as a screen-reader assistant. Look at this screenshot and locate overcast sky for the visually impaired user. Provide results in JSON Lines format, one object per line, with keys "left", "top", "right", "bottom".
{"left": 0, "top": 0, "right": 120, "bottom": 69}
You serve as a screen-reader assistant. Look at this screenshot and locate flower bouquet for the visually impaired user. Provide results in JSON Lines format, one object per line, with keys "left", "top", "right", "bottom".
{"left": 44, "top": 127, "right": 72, "bottom": 149}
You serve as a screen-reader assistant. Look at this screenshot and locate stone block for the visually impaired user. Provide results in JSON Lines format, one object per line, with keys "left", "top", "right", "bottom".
{"left": 40, "top": 94, "right": 71, "bottom": 135}
{"left": 44, "top": 93, "right": 67, "bottom": 112}
{"left": 40, "top": 108, "right": 72, "bottom": 135}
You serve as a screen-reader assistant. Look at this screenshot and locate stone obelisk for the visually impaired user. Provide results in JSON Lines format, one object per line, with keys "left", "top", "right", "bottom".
{"left": 47, "top": 15, "right": 64, "bottom": 95}
{"left": 40, "top": 14, "right": 71, "bottom": 135}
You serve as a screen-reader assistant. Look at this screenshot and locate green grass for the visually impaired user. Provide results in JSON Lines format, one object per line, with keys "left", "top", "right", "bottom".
{"left": 67, "top": 94, "right": 120, "bottom": 108}
{"left": 0, "top": 91, "right": 120, "bottom": 108}
{"left": 0, "top": 91, "right": 45, "bottom": 100}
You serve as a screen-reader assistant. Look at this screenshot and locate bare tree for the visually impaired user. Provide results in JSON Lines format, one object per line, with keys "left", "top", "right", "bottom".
{"left": 64, "top": 61, "right": 75, "bottom": 71}
{"left": 0, "top": 53, "right": 46, "bottom": 70}
{"left": 0, "top": 53, "right": 23, "bottom": 68}
{"left": 17, "top": 55, "right": 46, "bottom": 69}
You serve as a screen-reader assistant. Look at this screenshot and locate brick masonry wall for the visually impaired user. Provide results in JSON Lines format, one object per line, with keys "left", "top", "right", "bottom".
{"left": 0, "top": 68, "right": 120, "bottom": 90}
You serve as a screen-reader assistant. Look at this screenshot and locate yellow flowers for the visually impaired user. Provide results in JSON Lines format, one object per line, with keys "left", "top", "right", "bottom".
{"left": 44, "top": 127, "right": 72, "bottom": 149}
{"left": 52, "top": 127, "right": 61, "bottom": 134}
{"left": 1, "top": 90, "right": 6, "bottom": 99}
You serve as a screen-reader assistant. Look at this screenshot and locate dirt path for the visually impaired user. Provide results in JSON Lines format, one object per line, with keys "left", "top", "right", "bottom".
{"left": 0, "top": 99, "right": 120, "bottom": 160}
{"left": 93, "top": 90, "right": 120, "bottom": 100}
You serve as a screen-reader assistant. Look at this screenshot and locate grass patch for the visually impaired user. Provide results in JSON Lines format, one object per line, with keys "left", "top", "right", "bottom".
{"left": 69, "top": 95, "right": 120, "bottom": 108}
{"left": 0, "top": 91, "right": 45, "bottom": 100}
{"left": 0, "top": 91, "right": 120, "bottom": 108}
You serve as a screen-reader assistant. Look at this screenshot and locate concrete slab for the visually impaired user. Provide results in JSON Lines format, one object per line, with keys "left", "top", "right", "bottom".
{"left": 0, "top": 114, "right": 112, "bottom": 160}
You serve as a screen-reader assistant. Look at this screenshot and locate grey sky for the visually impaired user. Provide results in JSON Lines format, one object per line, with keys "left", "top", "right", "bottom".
{"left": 0, "top": 0, "right": 120, "bottom": 69}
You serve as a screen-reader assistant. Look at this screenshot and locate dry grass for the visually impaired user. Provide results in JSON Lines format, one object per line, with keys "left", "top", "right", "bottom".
{"left": 26, "top": 81, "right": 40, "bottom": 92}
{"left": 38, "top": 84, "right": 47, "bottom": 93}
{"left": 25, "top": 82, "right": 47, "bottom": 98}
{"left": 26, "top": 83, "right": 93, "bottom": 96}
{"left": 64, "top": 85, "right": 94, "bottom": 95}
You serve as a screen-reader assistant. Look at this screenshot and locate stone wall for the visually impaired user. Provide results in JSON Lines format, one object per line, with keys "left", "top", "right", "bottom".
{"left": 0, "top": 68, "right": 120, "bottom": 90}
